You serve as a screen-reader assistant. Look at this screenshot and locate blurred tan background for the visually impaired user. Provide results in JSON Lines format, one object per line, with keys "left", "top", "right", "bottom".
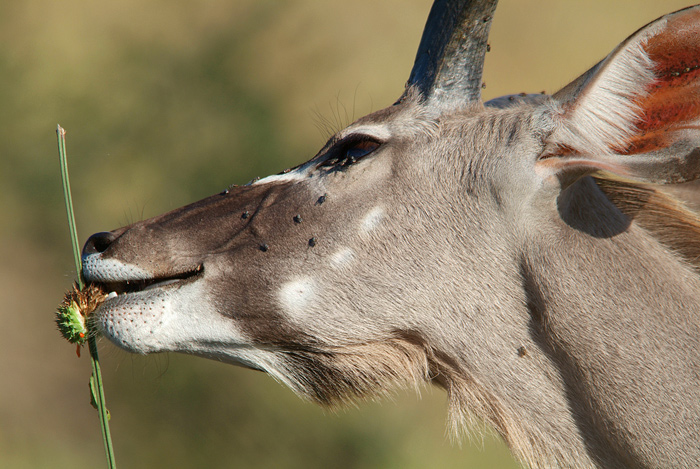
{"left": 1, "top": 1, "right": 692, "bottom": 467}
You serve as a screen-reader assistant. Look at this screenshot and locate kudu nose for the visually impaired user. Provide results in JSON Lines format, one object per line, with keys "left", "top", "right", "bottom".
{"left": 82, "top": 231, "right": 118, "bottom": 255}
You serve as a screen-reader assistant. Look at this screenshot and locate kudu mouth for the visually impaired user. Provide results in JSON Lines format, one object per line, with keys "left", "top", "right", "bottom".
{"left": 82, "top": 230, "right": 205, "bottom": 300}
{"left": 81, "top": 237, "right": 211, "bottom": 356}
{"left": 96, "top": 264, "right": 204, "bottom": 297}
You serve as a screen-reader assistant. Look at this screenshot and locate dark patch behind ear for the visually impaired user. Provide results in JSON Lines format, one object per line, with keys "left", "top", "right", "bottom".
{"left": 595, "top": 176, "right": 700, "bottom": 269}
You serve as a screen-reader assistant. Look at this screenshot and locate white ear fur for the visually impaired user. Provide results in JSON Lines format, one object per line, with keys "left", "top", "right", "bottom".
{"left": 550, "top": 39, "right": 655, "bottom": 156}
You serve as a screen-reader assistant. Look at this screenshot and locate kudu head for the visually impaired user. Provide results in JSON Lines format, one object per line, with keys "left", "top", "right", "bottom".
{"left": 82, "top": 1, "right": 700, "bottom": 466}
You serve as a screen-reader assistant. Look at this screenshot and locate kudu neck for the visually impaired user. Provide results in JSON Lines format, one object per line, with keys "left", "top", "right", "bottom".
{"left": 516, "top": 176, "right": 700, "bottom": 467}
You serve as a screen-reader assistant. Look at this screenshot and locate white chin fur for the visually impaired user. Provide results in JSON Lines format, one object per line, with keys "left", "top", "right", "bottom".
{"left": 95, "top": 280, "right": 247, "bottom": 357}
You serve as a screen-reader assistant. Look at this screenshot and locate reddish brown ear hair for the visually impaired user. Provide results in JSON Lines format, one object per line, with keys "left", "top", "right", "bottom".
{"left": 631, "top": 7, "right": 700, "bottom": 157}
{"left": 542, "top": 6, "right": 700, "bottom": 185}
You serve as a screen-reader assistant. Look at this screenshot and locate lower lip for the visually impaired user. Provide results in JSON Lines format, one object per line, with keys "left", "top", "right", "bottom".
{"left": 95, "top": 286, "right": 166, "bottom": 318}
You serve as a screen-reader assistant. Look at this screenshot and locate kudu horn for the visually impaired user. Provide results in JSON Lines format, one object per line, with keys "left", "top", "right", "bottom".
{"left": 405, "top": 0, "right": 498, "bottom": 106}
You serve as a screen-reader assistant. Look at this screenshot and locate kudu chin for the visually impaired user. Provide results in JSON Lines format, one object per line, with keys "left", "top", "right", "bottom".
{"left": 81, "top": 1, "right": 700, "bottom": 467}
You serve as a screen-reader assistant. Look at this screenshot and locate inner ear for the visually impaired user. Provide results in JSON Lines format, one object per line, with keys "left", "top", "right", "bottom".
{"left": 544, "top": 6, "right": 700, "bottom": 185}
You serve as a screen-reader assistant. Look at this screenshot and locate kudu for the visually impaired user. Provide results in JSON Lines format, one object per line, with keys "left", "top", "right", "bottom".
{"left": 80, "top": 1, "right": 700, "bottom": 467}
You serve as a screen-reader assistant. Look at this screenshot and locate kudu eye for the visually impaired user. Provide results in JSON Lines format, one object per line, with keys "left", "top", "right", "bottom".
{"left": 319, "top": 135, "right": 381, "bottom": 170}
{"left": 344, "top": 139, "right": 380, "bottom": 160}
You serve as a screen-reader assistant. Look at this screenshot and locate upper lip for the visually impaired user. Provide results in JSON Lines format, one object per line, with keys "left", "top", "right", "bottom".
{"left": 95, "top": 264, "right": 204, "bottom": 295}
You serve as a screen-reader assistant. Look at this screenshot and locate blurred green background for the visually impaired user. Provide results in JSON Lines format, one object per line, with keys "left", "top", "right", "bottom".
{"left": 1, "top": 1, "right": 691, "bottom": 467}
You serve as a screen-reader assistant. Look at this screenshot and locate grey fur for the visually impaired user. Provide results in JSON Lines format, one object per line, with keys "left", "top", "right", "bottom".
{"left": 81, "top": 3, "right": 700, "bottom": 468}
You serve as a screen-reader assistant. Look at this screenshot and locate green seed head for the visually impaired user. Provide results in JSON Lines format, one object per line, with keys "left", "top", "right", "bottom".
{"left": 56, "top": 283, "right": 107, "bottom": 345}
{"left": 56, "top": 299, "right": 87, "bottom": 344}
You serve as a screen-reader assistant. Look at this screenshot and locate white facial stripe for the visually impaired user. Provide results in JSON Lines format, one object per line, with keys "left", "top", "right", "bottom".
{"left": 255, "top": 125, "right": 390, "bottom": 187}
{"left": 253, "top": 159, "right": 317, "bottom": 186}
{"left": 82, "top": 254, "right": 151, "bottom": 282}
{"left": 340, "top": 124, "right": 391, "bottom": 141}
{"left": 253, "top": 171, "right": 307, "bottom": 185}
{"left": 360, "top": 206, "right": 385, "bottom": 234}
{"left": 330, "top": 247, "right": 355, "bottom": 269}
{"left": 278, "top": 277, "right": 316, "bottom": 319}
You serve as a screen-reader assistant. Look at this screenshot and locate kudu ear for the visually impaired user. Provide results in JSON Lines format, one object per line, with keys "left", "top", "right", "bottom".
{"left": 541, "top": 6, "right": 700, "bottom": 185}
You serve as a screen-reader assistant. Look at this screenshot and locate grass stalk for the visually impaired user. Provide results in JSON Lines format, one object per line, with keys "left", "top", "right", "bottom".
{"left": 57, "top": 124, "right": 117, "bottom": 469}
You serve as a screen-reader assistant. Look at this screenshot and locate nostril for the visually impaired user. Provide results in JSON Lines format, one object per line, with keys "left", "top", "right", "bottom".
{"left": 83, "top": 231, "right": 118, "bottom": 255}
